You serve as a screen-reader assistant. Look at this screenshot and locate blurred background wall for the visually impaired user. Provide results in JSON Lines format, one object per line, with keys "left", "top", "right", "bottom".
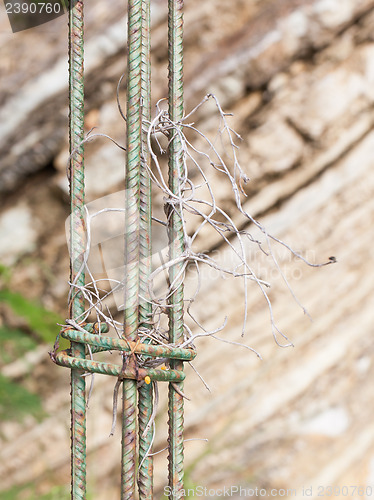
{"left": 1, "top": 0, "right": 374, "bottom": 498}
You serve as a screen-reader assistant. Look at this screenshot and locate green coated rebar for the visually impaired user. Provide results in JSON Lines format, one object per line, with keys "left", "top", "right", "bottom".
{"left": 138, "top": 0, "right": 151, "bottom": 326}
{"left": 138, "top": 0, "right": 154, "bottom": 497}
{"left": 61, "top": 330, "right": 196, "bottom": 361}
{"left": 167, "top": 1, "right": 185, "bottom": 497}
{"left": 68, "top": 1, "right": 86, "bottom": 498}
{"left": 56, "top": 351, "right": 186, "bottom": 382}
{"left": 122, "top": 0, "right": 143, "bottom": 497}
{"left": 63, "top": 2, "right": 191, "bottom": 498}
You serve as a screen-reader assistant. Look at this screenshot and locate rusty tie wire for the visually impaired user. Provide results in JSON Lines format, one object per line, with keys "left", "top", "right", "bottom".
{"left": 68, "top": 0, "right": 86, "bottom": 498}
{"left": 138, "top": 0, "right": 154, "bottom": 498}
{"left": 122, "top": 0, "right": 142, "bottom": 498}
{"left": 167, "top": 1, "right": 185, "bottom": 497}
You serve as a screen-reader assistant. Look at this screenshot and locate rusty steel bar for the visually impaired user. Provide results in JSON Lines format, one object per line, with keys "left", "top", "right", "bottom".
{"left": 167, "top": 1, "right": 185, "bottom": 497}
{"left": 80, "top": 322, "right": 109, "bottom": 334}
{"left": 61, "top": 330, "right": 196, "bottom": 361}
{"left": 68, "top": 0, "right": 86, "bottom": 498}
{"left": 56, "top": 0, "right": 195, "bottom": 498}
{"left": 138, "top": 0, "right": 154, "bottom": 496}
{"left": 122, "top": 0, "right": 143, "bottom": 497}
{"left": 56, "top": 351, "right": 186, "bottom": 382}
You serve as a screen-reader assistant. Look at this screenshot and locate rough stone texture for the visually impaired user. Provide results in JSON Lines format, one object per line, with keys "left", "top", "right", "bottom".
{"left": 1, "top": 0, "right": 374, "bottom": 499}
{"left": 247, "top": 117, "right": 304, "bottom": 174}
{"left": 0, "top": 204, "right": 37, "bottom": 265}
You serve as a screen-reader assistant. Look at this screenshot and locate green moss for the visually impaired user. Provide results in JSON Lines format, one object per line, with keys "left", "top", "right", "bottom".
{"left": 37, "top": 486, "right": 71, "bottom": 500}
{"left": 0, "top": 289, "right": 62, "bottom": 344}
{"left": 0, "top": 263, "right": 11, "bottom": 284}
{"left": 0, "top": 374, "right": 45, "bottom": 422}
{"left": 0, "top": 484, "right": 69, "bottom": 500}
{"left": 0, "top": 484, "right": 25, "bottom": 500}
{"left": 0, "top": 327, "right": 38, "bottom": 366}
{"left": 0, "top": 483, "right": 93, "bottom": 500}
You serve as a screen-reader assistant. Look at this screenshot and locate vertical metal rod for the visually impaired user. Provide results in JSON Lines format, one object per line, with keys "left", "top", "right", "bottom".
{"left": 122, "top": 0, "right": 142, "bottom": 498}
{"left": 167, "top": 1, "right": 185, "bottom": 498}
{"left": 138, "top": 0, "right": 154, "bottom": 498}
{"left": 68, "top": 1, "right": 86, "bottom": 498}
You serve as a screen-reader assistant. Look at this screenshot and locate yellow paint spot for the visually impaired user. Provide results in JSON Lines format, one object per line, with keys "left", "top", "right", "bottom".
{"left": 144, "top": 376, "right": 151, "bottom": 385}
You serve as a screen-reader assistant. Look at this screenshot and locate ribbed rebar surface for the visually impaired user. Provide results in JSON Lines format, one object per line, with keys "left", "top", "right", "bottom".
{"left": 68, "top": 1, "right": 86, "bottom": 498}
{"left": 138, "top": 0, "right": 151, "bottom": 330}
{"left": 61, "top": 330, "right": 196, "bottom": 360}
{"left": 138, "top": 0, "right": 154, "bottom": 495}
{"left": 122, "top": 0, "right": 143, "bottom": 498}
{"left": 62, "top": 1, "right": 193, "bottom": 498}
{"left": 56, "top": 351, "right": 186, "bottom": 382}
{"left": 167, "top": 1, "right": 185, "bottom": 498}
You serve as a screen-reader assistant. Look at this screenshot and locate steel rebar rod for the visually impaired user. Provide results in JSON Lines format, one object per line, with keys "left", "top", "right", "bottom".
{"left": 138, "top": 0, "right": 154, "bottom": 497}
{"left": 61, "top": 330, "right": 196, "bottom": 361}
{"left": 68, "top": 1, "right": 86, "bottom": 498}
{"left": 167, "top": 1, "right": 185, "bottom": 497}
{"left": 56, "top": 351, "right": 186, "bottom": 382}
{"left": 122, "top": 0, "right": 143, "bottom": 497}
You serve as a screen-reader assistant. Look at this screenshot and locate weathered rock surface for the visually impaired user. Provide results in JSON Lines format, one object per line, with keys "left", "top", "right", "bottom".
{"left": 1, "top": 0, "right": 374, "bottom": 499}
